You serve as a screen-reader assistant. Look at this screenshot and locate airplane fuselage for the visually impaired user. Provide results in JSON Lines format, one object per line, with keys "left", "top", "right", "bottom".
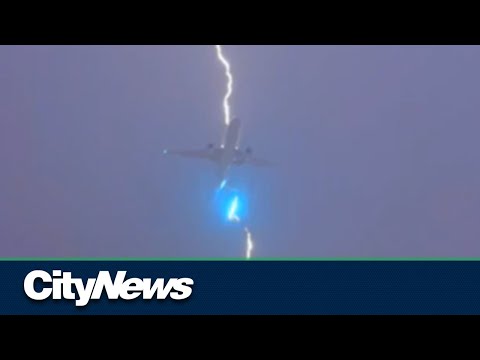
{"left": 164, "top": 116, "right": 269, "bottom": 185}
{"left": 218, "top": 117, "right": 241, "bottom": 179}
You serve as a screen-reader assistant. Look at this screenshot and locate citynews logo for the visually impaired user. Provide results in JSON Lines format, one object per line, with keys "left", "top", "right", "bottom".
{"left": 24, "top": 270, "right": 194, "bottom": 307}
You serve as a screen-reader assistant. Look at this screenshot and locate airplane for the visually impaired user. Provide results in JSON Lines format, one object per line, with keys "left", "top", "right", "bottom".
{"left": 163, "top": 118, "right": 272, "bottom": 185}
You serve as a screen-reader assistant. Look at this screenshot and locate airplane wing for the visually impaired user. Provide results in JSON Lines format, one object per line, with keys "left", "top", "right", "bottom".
{"left": 163, "top": 148, "right": 220, "bottom": 161}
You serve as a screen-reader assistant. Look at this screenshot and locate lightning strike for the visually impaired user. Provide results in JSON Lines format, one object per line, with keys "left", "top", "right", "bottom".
{"left": 245, "top": 227, "right": 254, "bottom": 260}
{"left": 215, "top": 45, "right": 233, "bottom": 126}
{"left": 227, "top": 199, "right": 253, "bottom": 260}
{"left": 219, "top": 179, "right": 227, "bottom": 190}
{"left": 215, "top": 45, "right": 255, "bottom": 260}
{"left": 227, "top": 196, "right": 240, "bottom": 222}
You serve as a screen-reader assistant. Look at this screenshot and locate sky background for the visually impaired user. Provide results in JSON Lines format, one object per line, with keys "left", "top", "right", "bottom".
{"left": 1, "top": 45, "right": 480, "bottom": 258}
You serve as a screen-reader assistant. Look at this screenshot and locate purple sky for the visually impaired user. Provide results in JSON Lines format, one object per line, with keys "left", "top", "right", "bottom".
{"left": 1, "top": 45, "right": 480, "bottom": 258}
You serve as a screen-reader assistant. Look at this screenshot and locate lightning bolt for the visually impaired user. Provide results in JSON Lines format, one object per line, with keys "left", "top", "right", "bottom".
{"left": 215, "top": 45, "right": 233, "bottom": 126}
{"left": 227, "top": 199, "right": 253, "bottom": 260}
{"left": 215, "top": 45, "right": 255, "bottom": 260}
{"left": 227, "top": 196, "right": 240, "bottom": 222}
{"left": 245, "top": 227, "right": 254, "bottom": 260}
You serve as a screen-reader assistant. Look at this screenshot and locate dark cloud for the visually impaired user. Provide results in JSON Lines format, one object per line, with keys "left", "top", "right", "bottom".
{"left": 1, "top": 45, "right": 480, "bottom": 258}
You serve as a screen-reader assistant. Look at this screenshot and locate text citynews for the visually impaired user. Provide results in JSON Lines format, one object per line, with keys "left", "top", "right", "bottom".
{"left": 23, "top": 270, "right": 194, "bottom": 307}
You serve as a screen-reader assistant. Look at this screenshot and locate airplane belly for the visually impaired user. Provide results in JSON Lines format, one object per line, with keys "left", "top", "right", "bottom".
{"left": 224, "top": 118, "right": 241, "bottom": 148}
{"left": 221, "top": 147, "right": 235, "bottom": 166}
{"left": 219, "top": 118, "right": 241, "bottom": 178}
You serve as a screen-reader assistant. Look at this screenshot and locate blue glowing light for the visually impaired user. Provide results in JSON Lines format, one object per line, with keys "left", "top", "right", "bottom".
{"left": 227, "top": 196, "right": 240, "bottom": 222}
{"left": 219, "top": 179, "right": 227, "bottom": 190}
{"left": 214, "top": 185, "right": 248, "bottom": 224}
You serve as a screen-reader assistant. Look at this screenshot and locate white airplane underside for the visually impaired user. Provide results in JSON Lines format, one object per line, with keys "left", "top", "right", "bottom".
{"left": 163, "top": 118, "right": 272, "bottom": 181}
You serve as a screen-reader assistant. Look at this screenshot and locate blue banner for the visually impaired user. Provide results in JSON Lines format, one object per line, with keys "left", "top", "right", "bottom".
{"left": 1, "top": 261, "right": 480, "bottom": 315}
